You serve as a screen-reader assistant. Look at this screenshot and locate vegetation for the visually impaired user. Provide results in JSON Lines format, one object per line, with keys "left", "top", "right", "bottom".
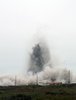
{"left": 0, "top": 84, "right": 76, "bottom": 100}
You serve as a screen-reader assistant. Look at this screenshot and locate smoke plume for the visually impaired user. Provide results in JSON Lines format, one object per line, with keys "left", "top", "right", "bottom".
{"left": 28, "top": 40, "right": 51, "bottom": 73}
{"left": 26, "top": 38, "right": 72, "bottom": 84}
{"left": 0, "top": 38, "right": 74, "bottom": 86}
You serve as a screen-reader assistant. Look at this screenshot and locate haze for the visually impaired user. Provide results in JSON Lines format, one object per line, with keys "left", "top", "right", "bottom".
{"left": 0, "top": 0, "right": 76, "bottom": 75}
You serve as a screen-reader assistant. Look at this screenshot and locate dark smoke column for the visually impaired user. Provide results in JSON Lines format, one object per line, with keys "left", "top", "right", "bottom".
{"left": 33, "top": 44, "right": 44, "bottom": 69}
{"left": 28, "top": 44, "right": 44, "bottom": 73}
{"left": 28, "top": 42, "right": 51, "bottom": 73}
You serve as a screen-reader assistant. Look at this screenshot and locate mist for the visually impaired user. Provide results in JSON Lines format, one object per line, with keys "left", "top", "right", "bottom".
{"left": 0, "top": 0, "right": 76, "bottom": 85}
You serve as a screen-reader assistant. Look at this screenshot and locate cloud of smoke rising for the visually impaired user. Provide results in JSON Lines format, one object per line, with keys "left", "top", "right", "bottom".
{"left": 0, "top": 37, "right": 74, "bottom": 86}
{"left": 0, "top": 67, "right": 72, "bottom": 86}
{"left": 28, "top": 39, "right": 51, "bottom": 73}
{"left": 25, "top": 38, "right": 72, "bottom": 84}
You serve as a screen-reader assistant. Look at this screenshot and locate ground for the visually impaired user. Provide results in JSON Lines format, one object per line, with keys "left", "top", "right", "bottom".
{"left": 0, "top": 84, "right": 76, "bottom": 100}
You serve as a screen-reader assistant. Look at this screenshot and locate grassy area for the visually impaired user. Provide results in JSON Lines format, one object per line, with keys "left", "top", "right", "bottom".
{"left": 0, "top": 84, "right": 76, "bottom": 100}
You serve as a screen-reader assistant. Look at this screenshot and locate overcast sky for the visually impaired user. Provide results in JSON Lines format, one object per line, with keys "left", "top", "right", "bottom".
{"left": 0, "top": 0, "right": 76, "bottom": 75}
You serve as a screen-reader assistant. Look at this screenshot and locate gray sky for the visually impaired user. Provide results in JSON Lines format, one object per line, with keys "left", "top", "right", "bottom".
{"left": 0, "top": 0, "right": 76, "bottom": 75}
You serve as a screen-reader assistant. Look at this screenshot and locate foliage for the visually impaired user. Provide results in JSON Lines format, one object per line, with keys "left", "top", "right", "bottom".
{"left": 0, "top": 84, "right": 76, "bottom": 100}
